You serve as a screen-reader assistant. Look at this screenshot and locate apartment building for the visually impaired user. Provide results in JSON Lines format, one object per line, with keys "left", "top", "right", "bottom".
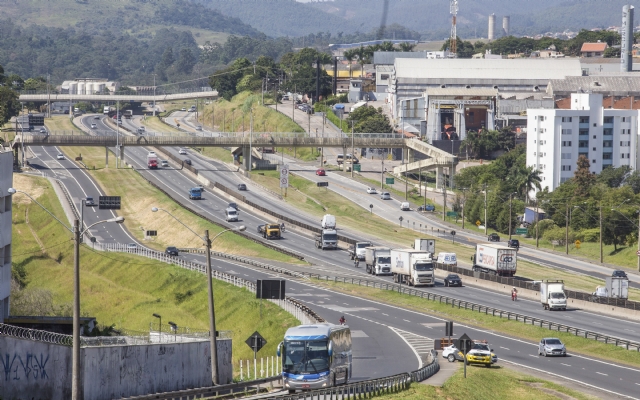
{"left": 527, "top": 93, "right": 639, "bottom": 196}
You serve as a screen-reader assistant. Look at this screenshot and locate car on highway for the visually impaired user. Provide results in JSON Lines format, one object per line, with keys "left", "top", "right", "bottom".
{"left": 612, "top": 269, "right": 628, "bottom": 279}
{"left": 161, "top": 160, "right": 169, "bottom": 168}
{"left": 443, "top": 274, "right": 462, "bottom": 287}
{"left": 488, "top": 233, "right": 500, "bottom": 242}
{"left": 56, "top": 153, "right": 65, "bottom": 160}
{"left": 538, "top": 337, "right": 566, "bottom": 357}
{"left": 183, "top": 159, "right": 192, "bottom": 166}
{"left": 228, "top": 202, "right": 238, "bottom": 210}
{"left": 126, "top": 243, "right": 137, "bottom": 250}
{"left": 237, "top": 183, "right": 247, "bottom": 191}
{"left": 316, "top": 168, "right": 326, "bottom": 176}
{"left": 179, "top": 148, "right": 187, "bottom": 155}
{"left": 90, "top": 123, "right": 97, "bottom": 129}
{"left": 366, "top": 187, "right": 377, "bottom": 194}
{"left": 195, "top": 126, "right": 202, "bottom": 131}
{"left": 507, "top": 239, "right": 520, "bottom": 249}
{"left": 84, "top": 197, "right": 95, "bottom": 206}
{"left": 94, "top": 116, "right": 100, "bottom": 119}
{"left": 380, "top": 192, "right": 391, "bottom": 200}
{"left": 165, "top": 246, "right": 179, "bottom": 256}
{"left": 39, "top": 127, "right": 46, "bottom": 133}
{"left": 181, "top": 107, "right": 187, "bottom": 111}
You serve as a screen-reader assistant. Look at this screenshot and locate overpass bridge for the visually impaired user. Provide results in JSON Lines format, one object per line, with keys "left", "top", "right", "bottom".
{"left": 18, "top": 89, "right": 218, "bottom": 103}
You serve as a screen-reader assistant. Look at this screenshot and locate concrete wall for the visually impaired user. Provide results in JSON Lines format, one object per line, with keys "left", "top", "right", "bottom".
{"left": 0, "top": 335, "right": 232, "bottom": 400}
{"left": 0, "top": 151, "right": 14, "bottom": 322}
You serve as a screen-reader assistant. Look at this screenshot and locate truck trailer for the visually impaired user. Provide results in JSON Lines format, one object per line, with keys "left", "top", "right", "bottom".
{"left": 540, "top": 280, "right": 567, "bottom": 311}
{"left": 390, "top": 249, "right": 435, "bottom": 286}
{"left": 472, "top": 243, "right": 517, "bottom": 276}
{"left": 364, "top": 246, "right": 391, "bottom": 275}
{"left": 413, "top": 238, "right": 436, "bottom": 256}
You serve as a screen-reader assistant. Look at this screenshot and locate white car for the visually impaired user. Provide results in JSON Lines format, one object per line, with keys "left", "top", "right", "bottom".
{"left": 442, "top": 345, "right": 463, "bottom": 363}
{"left": 181, "top": 107, "right": 187, "bottom": 111}
{"left": 126, "top": 243, "right": 137, "bottom": 250}
{"left": 56, "top": 153, "right": 64, "bottom": 160}
{"left": 160, "top": 160, "right": 169, "bottom": 167}
{"left": 380, "top": 192, "right": 391, "bottom": 200}
{"left": 366, "top": 187, "right": 377, "bottom": 194}
{"left": 195, "top": 126, "right": 202, "bottom": 131}
{"left": 39, "top": 127, "right": 46, "bottom": 133}
{"left": 90, "top": 123, "right": 97, "bottom": 129}
{"left": 178, "top": 148, "right": 187, "bottom": 155}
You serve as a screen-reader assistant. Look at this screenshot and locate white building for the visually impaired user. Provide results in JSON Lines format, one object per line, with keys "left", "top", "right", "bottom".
{"left": 0, "top": 150, "right": 13, "bottom": 322}
{"left": 527, "top": 93, "right": 639, "bottom": 197}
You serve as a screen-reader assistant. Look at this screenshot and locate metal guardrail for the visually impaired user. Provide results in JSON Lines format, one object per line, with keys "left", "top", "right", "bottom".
{"left": 301, "top": 273, "right": 640, "bottom": 352}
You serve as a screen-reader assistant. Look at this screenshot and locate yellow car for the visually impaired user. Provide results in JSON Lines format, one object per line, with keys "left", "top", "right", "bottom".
{"left": 461, "top": 342, "right": 497, "bottom": 367}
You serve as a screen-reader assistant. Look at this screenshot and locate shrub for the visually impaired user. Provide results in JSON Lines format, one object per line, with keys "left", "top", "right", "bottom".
{"left": 575, "top": 228, "right": 599, "bottom": 243}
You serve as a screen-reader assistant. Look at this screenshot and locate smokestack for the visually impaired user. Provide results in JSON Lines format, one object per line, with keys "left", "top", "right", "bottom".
{"left": 502, "top": 16, "right": 510, "bottom": 36}
{"left": 621, "top": 5, "right": 634, "bottom": 72}
{"left": 488, "top": 14, "right": 496, "bottom": 40}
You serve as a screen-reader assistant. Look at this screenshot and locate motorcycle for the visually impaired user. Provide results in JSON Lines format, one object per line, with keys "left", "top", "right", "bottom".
{"left": 511, "top": 291, "right": 518, "bottom": 301}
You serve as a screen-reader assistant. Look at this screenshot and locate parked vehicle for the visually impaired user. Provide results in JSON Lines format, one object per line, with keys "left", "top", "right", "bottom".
{"left": 435, "top": 252, "right": 457, "bottom": 268}
{"left": 390, "top": 249, "right": 435, "bottom": 286}
{"left": 443, "top": 274, "right": 462, "bottom": 287}
{"left": 380, "top": 192, "right": 391, "bottom": 200}
{"left": 413, "top": 239, "right": 436, "bottom": 256}
{"left": 321, "top": 214, "right": 336, "bottom": 229}
{"left": 538, "top": 338, "right": 566, "bottom": 357}
{"left": 364, "top": 246, "right": 392, "bottom": 275}
{"left": 424, "top": 204, "right": 436, "bottom": 212}
{"left": 165, "top": 246, "right": 179, "bottom": 256}
{"left": 315, "top": 229, "right": 338, "bottom": 249}
{"left": 507, "top": 239, "right": 520, "bottom": 249}
{"left": 258, "top": 223, "right": 282, "bottom": 239}
{"left": 348, "top": 241, "right": 373, "bottom": 260}
{"left": 188, "top": 187, "right": 202, "bottom": 200}
{"left": 147, "top": 152, "right": 158, "bottom": 169}
{"left": 225, "top": 207, "right": 239, "bottom": 222}
{"left": 540, "top": 280, "right": 567, "bottom": 311}
{"left": 400, "top": 202, "right": 410, "bottom": 211}
{"left": 472, "top": 243, "right": 517, "bottom": 276}
{"left": 350, "top": 101, "right": 367, "bottom": 113}
{"left": 465, "top": 342, "right": 497, "bottom": 367}
{"left": 488, "top": 233, "right": 500, "bottom": 242}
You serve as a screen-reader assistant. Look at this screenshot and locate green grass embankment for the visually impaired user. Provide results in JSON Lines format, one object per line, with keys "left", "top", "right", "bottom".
{"left": 11, "top": 174, "right": 298, "bottom": 369}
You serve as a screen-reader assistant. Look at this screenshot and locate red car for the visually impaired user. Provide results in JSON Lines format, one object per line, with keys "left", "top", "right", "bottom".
{"left": 316, "top": 168, "right": 326, "bottom": 176}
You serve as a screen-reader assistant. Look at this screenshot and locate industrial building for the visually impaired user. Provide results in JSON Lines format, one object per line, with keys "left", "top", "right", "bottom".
{"left": 526, "top": 92, "right": 640, "bottom": 195}
{"left": 60, "top": 78, "right": 119, "bottom": 95}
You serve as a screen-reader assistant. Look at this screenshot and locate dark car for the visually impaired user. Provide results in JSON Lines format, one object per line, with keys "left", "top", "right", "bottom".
{"left": 184, "top": 159, "right": 192, "bottom": 166}
{"left": 488, "top": 233, "right": 500, "bottom": 242}
{"left": 84, "top": 197, "right": 95, "bottom": 206}
{"left": 165, "top": 246, "right": 179, "bottom": 256}
{"left": 238, "top": 183, "right": 247, "bottom": 191}
{"left": 507, "top": 239, "right": 520, "bottom": 249}
{"left": 228, "top": 202, "right": 238, "bottom": 210}
{"left": 444, "top": 274, "right": 462, "bottom": 287}
{"left": 612, "top": 269, "right": 628, "bottom": 279}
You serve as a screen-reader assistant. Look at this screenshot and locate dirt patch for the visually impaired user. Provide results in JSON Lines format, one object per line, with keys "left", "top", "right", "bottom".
{"left": 11, "top": 174, "right": 47, "bottom": 204}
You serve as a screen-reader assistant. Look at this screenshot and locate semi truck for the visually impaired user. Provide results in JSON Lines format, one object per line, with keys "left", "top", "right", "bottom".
{"left": 364, "top": 246, "right": 391, "bottom": 275}
{"left": 103, "top": 106, "right": 110, "bottom": 115}
{"left": 124, "top": 110, "right": 133, "bottom": 119}
{"left": 472, "top": 243, "right": 517, "bottom": 277}
{"left": 348, "top": 241, "right": 372, "bottom": 260}
{"left": 390, "top": 249, "right": 435, "bottom": 286}
{"left": 315, "top": 229, "right": 338, "bottom": 250}
{"left": 413, "top": 238, "right": 436, "bottom": 257}
{"left": 188, "top": 187, "right": 202, "bottom": 200}
{"left": 258, "top": 223, "right": 282, "bottom": 239}
{"left": 147, "top": 153, "right": 158, "bottom": 169}
{"left": 540, "top": 280, "right": 567, "bottom": 311}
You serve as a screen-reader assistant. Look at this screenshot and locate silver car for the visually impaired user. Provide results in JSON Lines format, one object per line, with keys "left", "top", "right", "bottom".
{"left": 380, "top": 192, "right": 391, "bottom": 200}
{"left": 538, "top": 337, "right": 566, "bottom": 357}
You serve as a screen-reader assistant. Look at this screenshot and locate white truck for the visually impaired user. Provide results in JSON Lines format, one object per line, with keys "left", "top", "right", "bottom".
{"left": 435, "top": 252, "right": 457, "bottom": 269}
{"left": 350, "top": 101, "right": 367, "bottom": 113}
{"left": 348, "top": 241, "right": 372, "bottom": 260}
{"left": 321, "top": 214, "right": 336, "bottom": 229}
{"left": 472, "top": 243, "right": 517, "bottom": 277}
{"left": 540, "top": 280, "right": 567, "bottom": 311}
{"left": 364, "top": 247, "right": 391, "bottom": 275}
{"left": 390, "top": 249, "right": 435, "bottom": 286}
{"left": 605, "top": 277, "right": 629, "bottom": 299}
{"left": 413, "top": 238, "right": 436, "bottom": 257}
{"left": 103, "top": 106, "right": 110, "bottom": 115}
{"left": 315, "top": 229, "right": 338, "bottom": 250}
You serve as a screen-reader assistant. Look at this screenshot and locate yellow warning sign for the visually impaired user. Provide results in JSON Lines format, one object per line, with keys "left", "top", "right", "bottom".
{"left": 575, "top": 240, "right": 581, "bottom": 249}
{"left": 476, "top": 220, "right": 481, "bottom": 226}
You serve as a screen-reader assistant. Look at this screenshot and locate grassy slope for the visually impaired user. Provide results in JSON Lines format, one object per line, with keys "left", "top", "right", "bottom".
{"left": 11, "top": 173, "right": 298, "bottom": 367}
{"left": 50, "top": 116, "right": 301, "bottom": 263}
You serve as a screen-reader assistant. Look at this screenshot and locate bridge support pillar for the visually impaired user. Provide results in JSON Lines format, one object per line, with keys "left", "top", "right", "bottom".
{"left": 120, "top": 145, "right": 125, "bottom": 165}
{"left": 436, "top": 166, "right": 444, "bottom": 190}
{"left": 449, "top": 164, "right": 456, "bottom": 188}
{"left": 242, "top": 146, "right": 251, "bottom": 171}
{"left": 13, "top": 147, "right": 19, "bottom": 168}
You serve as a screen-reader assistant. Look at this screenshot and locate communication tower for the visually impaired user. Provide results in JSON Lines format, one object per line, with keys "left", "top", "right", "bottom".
{"left": 450, "top": 0, "right": 458, "bottom": 56}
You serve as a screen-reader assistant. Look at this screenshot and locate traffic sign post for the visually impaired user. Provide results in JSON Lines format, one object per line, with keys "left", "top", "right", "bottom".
{"left": 369, "top": 204, "right": 373, "bottom": 214}
{"left": 515, "top": 228, "right": 528, "bottom": 235}
{"left": 386, "top": 177, "right": 394, "bottom": 185}
{"left": 279, "top": 164, "right": 289, "bottom": 188}
{"left": 456, "top": 333, "right": 473, "bottom": 378}
{"left": 245, "top": 331, "right": 267, "bottom": 362}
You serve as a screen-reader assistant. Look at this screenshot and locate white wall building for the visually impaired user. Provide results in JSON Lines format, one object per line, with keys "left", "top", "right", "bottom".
{"left": 0, "top": 151, "right": 13, "bottom": 322}
{"left": 527, "top": 93, "right": 639, "bottom": 197}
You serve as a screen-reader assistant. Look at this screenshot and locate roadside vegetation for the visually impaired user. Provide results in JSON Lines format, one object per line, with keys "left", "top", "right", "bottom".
{"left": 10, "top": 173, "right": 298, "bottom": 369}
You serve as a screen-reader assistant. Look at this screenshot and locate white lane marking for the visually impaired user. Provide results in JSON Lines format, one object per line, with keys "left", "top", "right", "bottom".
{"left": 403, "top": 319, "right": 411, "bottom": 322}
{"left": 500, "top": 347, "right": 510, "bottom": 350}
{"left": 561, "top": 363, "right": 571, "bottom": 367}
{"left": 596, "top": 372, "right": 608, "bottom": 376}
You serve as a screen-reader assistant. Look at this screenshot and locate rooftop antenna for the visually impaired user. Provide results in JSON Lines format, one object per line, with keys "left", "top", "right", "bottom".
{"left": 450, "top": 0, "right": 459, "bottom": 57}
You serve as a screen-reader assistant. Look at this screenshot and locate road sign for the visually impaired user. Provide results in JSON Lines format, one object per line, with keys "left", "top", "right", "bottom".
{"left": 515, "top": 228, "right": 528, "bottom": 235}
{"left": 475, "top": 220, "right": 481, "bottom": 226}
{"left": 386, "top": 177, "right": 394, "bottom": 184}
{"left": 280, "top": 164, "right": 289, "bottom": 188}
{"left": 451, "top": 230, "right": 456, "bottom": 236}
{"left": 146, "top": 230, "right": 157, "bottom": 237}
{"left": 455, "top": 333, "right": 473, "bottom": 355}
{"left": 353, "top": 164, "right": 361, "bottom": 172}
{"left": 399, "top": 216, "right": 404, "bottom": 222}
{"left": 446, "top": 211, "right": 457, "bottom": 217}
{"left": 245, "top": 331, "right": 267, "bottom": 353}
{"left": 256, "top": 280, "right": 285, "bottom": 300}
{"left": 98, "top": 196, "right": 121, "bottom": 210}
{"left": 317, "top": 182, "right": 329, "bottom": 187}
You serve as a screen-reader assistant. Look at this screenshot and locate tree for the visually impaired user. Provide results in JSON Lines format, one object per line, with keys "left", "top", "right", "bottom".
{"left": 176, "top": 48, "right": 196, "bottom": 74}
{"left": 398, "top": 42, "right": 416, "bottom": 51}
{"left": 597, "top": 165, "right": 630, "bottom": 188}
{"left": 161, "top": 47, "right": 175, "bottom": 67}
{"left": 511, "top": 165, "right": 542, "bottom": 203}
{"left": 603, "top": 47, "right": 621, "bottom": 58}
{"left": 573, "top": 155, "right": 596, "bottom": 197}
{"left": 0, "top": 85, "right": 20, "bottom": 125}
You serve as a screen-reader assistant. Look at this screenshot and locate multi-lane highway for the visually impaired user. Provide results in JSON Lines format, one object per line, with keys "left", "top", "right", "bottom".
{"left": 24, "top": 113, "right": 640, "bottom": 398}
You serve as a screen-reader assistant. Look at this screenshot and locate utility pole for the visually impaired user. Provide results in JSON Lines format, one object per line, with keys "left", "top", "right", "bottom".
{"left": 442, "top": 171, "right": 447, "bottom": 221}
{"left": 381, "top": 160, "right": 384, "bottom": 189}
{"left": 637, "top": 211, "right": 640, "bottom": 272}
{"left": 535, "top": 201, "right": 540, "bottom": 248}
{"left": 599, "top": 204, "right": 603, "bottom": 263}
{"left": 508, "top": 193, "right": 515, "bottom": 240}
{"left": 47, "top": 72, "right": 51, "bottom": 118}
{"left": 483, "top": 184, "right": 488, "bottom": 235}
{"left": 565, "top": 203, "right": 569, "bottom": 255}
{"left": 351, "top": 121, "right": 355, "bottom": 178}
{"left": 292, "top": 84, "right": 296, "bottom": 124}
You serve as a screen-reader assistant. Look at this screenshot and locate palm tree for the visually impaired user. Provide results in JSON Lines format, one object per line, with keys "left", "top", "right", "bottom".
{"left": 343, "top": 49, "right": 355, "bottom": 78}
{"left": 512, "top": 165, "right": 542, "bottom": 203}
{"left": 378, "top": 41, "right": 395, "bottom": 52}
{"left": 398, "top": 42, "right": 416, "bottom": 52}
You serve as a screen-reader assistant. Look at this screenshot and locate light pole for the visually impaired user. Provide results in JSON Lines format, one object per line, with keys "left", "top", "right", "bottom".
{"left": 151, "top": 207, "right": 245, "bottom": 385}
{"left": 152, "top": 74, "right": 157, "bottom": 117}
{"left": 508, "top": 192, "right": 517, "bottom": 240}
{"left": 8, "top": 188, "right": 124, "bottom": 400}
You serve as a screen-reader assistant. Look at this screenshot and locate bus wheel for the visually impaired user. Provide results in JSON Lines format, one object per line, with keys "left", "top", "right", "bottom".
{"left": 333, "top": 373, "right": 337, "bottom": 387}
{"left": 344, "top": 368, "right": 349, "bottom": 384}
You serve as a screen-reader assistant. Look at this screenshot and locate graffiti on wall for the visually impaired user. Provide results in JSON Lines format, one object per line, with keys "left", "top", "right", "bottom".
{"left": 1, "top": 353, "right": 49, "bottom": 380}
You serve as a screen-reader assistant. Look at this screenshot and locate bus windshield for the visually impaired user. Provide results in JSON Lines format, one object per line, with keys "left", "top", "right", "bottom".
{"left": 415, "top": 262, "right": 434, "bottom": 271}
{"left": 283, "top": 340, "right": 330, "bottom": 374}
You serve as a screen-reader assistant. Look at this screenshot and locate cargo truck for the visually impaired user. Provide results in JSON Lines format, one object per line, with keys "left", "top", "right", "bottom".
{"left": 364, "top": 246, "right": 391, "bottom": 275}
{"left": 540, "top": 280, "right": 567, "bottom": 311}
{"left": 413, "top": 238, "right": 436, "bottom": 257}
{"left": 147, "top": 153, "right": 158, "bottom": 169}
{"left": 124, "top": 110, "right": 133, "bottom": 119}
{"left": 472, "top": 243, "right": 517, "bottom": 276}
{"left": 348, "top": 241, "right": 372, "bottom": 260}
{"left": 188, "top": 187, "right": 202, "bottom": 200}
{"left": 315, "top": 229, "right": 338, "bottom": 250}
{"left": 258, "top": 223, "right": 282, "bottom": 239}
{"left": 606, "top": 277, "right": 629, "bottom": 299}
{"left": 390, "top": 249, "right": 435, "bottom": 286}
{"left": 103, "top": 106, "right": 110, "bottom": 115}
{"left": 321, "top": 214, "right": 336, "bottom": 229}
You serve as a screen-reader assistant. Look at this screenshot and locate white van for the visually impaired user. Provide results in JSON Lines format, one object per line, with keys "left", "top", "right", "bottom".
{"left": 435, "top": 252, "right": 457, "bottom": 268}
{"left": 225, "top": 207, "right": 239, "bottom": 222}
{"left": 400, "top": 202, "right": 410, "bottom": 211}
{"left": 321, "top": 214, "right": 336, "bottom": 229}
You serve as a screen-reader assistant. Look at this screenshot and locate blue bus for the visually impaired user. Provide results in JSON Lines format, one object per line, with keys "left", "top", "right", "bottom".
{"left": 277, "top": 324, "right": 352, "bottom": 393}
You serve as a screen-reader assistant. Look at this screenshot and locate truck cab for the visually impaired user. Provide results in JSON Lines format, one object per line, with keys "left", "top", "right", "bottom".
{"left": 315, "top": 229, "right": 338, "bottom": 250}
{"left": 259, "top": 223, "right": 281, "bottom": 239}
{"left": 349, "top": 241, "right": 372, "bottom": 260}
{"left": 189, "top": 187, "right": 203, "bottom": 200}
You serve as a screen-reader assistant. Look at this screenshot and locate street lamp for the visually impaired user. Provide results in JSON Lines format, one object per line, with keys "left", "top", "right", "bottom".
{"left": 153, "top": 313, "right": 162, "bottom": 338}
{"left": 151, "top": 207, "right": 246, "bottom": 385}
{"left": 8, "top": 188, "right": 124, "bottom": 400}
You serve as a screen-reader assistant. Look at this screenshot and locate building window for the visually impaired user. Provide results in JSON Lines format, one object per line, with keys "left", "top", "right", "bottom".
{"left": 603, "top": 153, "right": 612, "bottom": 159}
{"left": 604, "top": 117, "right": 613, "bottom": 123}
{"left": 380, "top": 74, "right": 389, "bottom": 80}
{"left": 561, "top": 153, "right": 571, "bottom": 159}
{"left": 603, "top": 141, "right": 613, "bottom": 147}
{"left": 562, "top": 117, "right": 573, "bottom": 122}
{"left": 622, "top": 154, "right": 626, "bottom": 159}
{"left": 562, "top": 129, "right": 572, "bottom": 135}
{"left": 628, "top": 153, "right": 631, "bottom": 158}
{"left": 604, "top": 128, "right": 613, "bottom": 136}
{"left": 562, "top": 165, "right": 572, "bottom": 171}
{"left": 579, "top": 129, "right": 589, "bottom": 136}
{"left": 562, "top": 141, "right": 572, "bottom": 146}
{"left": 578, "top": 141, "right": 589, "bottom": 148}
{"left": 622, "top": 117, "right": 627, "bottom": 122}
{"left": 579, "top": 117, "right": 589, "bottom": 123}
{"left": 592, "top": 160, "right": 596, "bottom": 164}
{"left": 592, "top": 147, "right": 596, "bottom": 151}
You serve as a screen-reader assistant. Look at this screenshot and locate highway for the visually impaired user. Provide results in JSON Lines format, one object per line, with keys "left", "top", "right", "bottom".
{"left": 24, "top": 113, "right": 640, "bottom": 398}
